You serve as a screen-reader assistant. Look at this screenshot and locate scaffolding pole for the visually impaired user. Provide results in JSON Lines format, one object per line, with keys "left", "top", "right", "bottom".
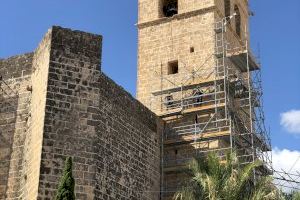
{"left": 149, "top": 16, "right": 272, "bottom": 196}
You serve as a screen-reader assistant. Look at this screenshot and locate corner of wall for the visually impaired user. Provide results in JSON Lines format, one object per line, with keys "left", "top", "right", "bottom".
{"left": 23, "top": 28, "right": 53, "bottom": 199}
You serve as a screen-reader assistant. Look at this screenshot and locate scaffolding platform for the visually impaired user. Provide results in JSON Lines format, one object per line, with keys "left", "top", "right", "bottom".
{"left": 227, "top": 49, "right": 260, "bottom": 72}
{"left": 150, "top": 19, "right": 272, "bottom": 197}
{"left": 158, "top": 102, "right": 226, "bottom": 118}
{"left": 182, "top": 103, "right": 225, "bottom": 115}
{"left": 164, "top": 130, "right": 230, "bottom": 145}
{"left": 157, "top": 108, "right": 182, "bottom": 118}
{"left": 152, "top": 76, "right": 225, "bottom": 96}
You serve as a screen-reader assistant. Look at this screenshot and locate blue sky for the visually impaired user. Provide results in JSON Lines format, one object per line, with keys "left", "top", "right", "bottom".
{"left": 0, "top": 0, "right": 299, "bottom": 168}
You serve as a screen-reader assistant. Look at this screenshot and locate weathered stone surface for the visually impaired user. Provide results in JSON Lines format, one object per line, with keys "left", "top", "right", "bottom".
{"left": 136, "top": 0, "right": 252, "bottom": 199}
{"left": 0, "top": 26, "right": 161, "bottom": 200}
{"left": 0, "top": 53, "right": 33, "bottom": 200}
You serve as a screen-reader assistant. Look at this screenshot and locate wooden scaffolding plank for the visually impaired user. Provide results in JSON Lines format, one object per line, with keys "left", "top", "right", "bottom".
{"left": 152, "top": 76, "right": 225, "bottom": 96}
{"left": 164, "top": 130, "right": 230, "bottom": 145}
{"left": 227, "top": 50, "right": 259, "bottom": 72}
{"left": 182, "top": 103, "right": 225, "bottom": 114}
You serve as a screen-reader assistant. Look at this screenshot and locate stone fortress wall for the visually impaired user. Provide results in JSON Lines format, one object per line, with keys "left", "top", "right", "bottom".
{"left": 0, "top": 27, "right": 161, "bottom": 200}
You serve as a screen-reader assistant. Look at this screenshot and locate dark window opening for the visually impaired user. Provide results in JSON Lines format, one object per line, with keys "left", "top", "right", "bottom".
{"left": 190, "top": 47, "right": 195, "bottom": 53}
{"left": 175, "top": 149, "right": 178, "bottom": 155}
{"left": 163, "top": 0, "right": 178, "bottom": 17}
{"left": 224, "top": 0, "right": 231, "bottom": 19}
{"left": 168, "top": 60, "right": 179, "bottom": 75}
{"left": 165, "top": 95, "right": 174, "bottom": 107}
{"left": 234, "top": 5, "right": 241, "bottom": 37}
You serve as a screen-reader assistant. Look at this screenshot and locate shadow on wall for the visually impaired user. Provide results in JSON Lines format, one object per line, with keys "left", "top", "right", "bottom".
{"left": 0, "top": 79, "right": 19, "bottom": 198}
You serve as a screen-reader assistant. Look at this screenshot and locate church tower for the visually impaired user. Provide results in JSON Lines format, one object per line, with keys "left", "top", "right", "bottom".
{"left": 137, "top": 0, "right": 271, "bottom": 199}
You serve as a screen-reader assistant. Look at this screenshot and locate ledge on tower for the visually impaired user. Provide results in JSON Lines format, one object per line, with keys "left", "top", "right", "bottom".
{"left": 227, "top": 48, "right": 260, "bottom": 72}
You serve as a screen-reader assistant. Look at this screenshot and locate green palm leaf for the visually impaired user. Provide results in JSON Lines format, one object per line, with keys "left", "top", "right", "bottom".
{"left": 174, "top": 151, "right": 281, "bottom": 200}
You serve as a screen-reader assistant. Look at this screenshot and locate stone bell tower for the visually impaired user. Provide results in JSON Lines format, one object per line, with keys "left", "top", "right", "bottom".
{"left": 137, "top": 0, "right": 251, "bottom": 107}
{"left": 137, "top": 0, "right": 271, "bottom": 199}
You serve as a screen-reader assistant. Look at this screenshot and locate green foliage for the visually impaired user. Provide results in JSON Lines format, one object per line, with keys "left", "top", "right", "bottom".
{"left": 284, "top": 191, "right": 300, "bottom": 200}
{"left": 174, "top": 152, "right": 283, "bottom": 200}
{"left": 55, "top": 157, "right": 75, "bottom": 200}
{"left": 293, "top": 191, "right": 300, "bottom": 200}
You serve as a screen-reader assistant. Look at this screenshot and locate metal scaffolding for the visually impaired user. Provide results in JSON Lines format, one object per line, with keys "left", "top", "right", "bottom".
{"left": 149, "top": 17, "right": 273, "bottom": 197}
{"left": 273, "top": 170, "right": 300, "bottom": 191}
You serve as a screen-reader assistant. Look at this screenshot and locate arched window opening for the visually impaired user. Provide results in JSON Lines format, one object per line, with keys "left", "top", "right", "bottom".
{"left": 234, "top": 5, "right": 241, "bottom": 37}
{"left": 224, "top": 0, "right": 231, "bottom": 19}
{"left": 163, "top": 0, "right": 178, "bottom": 17}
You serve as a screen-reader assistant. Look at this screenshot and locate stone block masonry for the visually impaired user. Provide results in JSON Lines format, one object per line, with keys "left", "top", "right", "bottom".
{"left": 0, "top": 53, "right": 33, "bottom": 199}
{"left": 0, "top": 26, "right": 161, "bottom": 200}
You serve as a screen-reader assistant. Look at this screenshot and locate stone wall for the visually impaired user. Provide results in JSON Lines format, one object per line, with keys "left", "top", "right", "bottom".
{"left": 137, "top": 0, "right": 251, "bottom": 113}
{"left": 0, "top": 54, "right": 33, "bottom": 199}
{"left": 0, "top": 26, "right": 162, "bottom": 200}
{"left": 137, "top": 0, "right": 251, "bottom": 199}
{"left": 0, "top": 53, "right": 33, "bottom": 80}
{"left": 215, "top": 0, "right": 250, "bottom": 42}
{"left": 137, "top": 5, "right": 216, "bottom": 111}
{"left": 22, "top": 28, "right": 52, "bottom": 199}
{"left": 138, "top": 0, "right": 215, "bottom": 23}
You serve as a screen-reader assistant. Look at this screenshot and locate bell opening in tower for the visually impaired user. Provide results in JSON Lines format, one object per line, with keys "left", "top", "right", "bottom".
{"left": 234, "top": 5, "right": 241, "bottom": 37}
{"left": 163, "top": 0, "right": 178, "bottom": 17}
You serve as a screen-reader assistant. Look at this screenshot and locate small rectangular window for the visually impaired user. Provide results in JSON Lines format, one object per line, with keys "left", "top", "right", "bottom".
{"left": 168, "top": 60, "right": 179, "bottom": 75}
{"left": 190, "top": 47, "right": 195, "bottom": 53}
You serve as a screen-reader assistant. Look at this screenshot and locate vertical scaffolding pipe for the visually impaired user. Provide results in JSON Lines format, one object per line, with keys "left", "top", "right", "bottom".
{"left": 214, "top": 64, "right": 218, "bottom": 118}
{"left": 222, "top": 17, "right": 233, "bottom": 154}
{"left": 181, "top": 84, "right": 183, "bottom": 109}
{"left": 214, "top": 22, "right": 219, "bottom": 120}
{"left": 222, "top": 18, "right": 228, "bottom": 121}
{"left": 161, "top": 123, "right": 166, "bottom": 199}
{"left": 246, "top": 36, "right": 256, "bottom": 182}
{"left": 194, "top": 121, "right": 197, "bottom": 155}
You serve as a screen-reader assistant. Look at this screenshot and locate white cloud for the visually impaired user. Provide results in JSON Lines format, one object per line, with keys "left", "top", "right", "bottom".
{"left": 280, "top": 110, "right": 300, "bottom": 134}
{"left": 273, "top": 148, "right": 300, "bottom": 173}
{"left": 272, "top": 148, "right": 300, "bottom": 192}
